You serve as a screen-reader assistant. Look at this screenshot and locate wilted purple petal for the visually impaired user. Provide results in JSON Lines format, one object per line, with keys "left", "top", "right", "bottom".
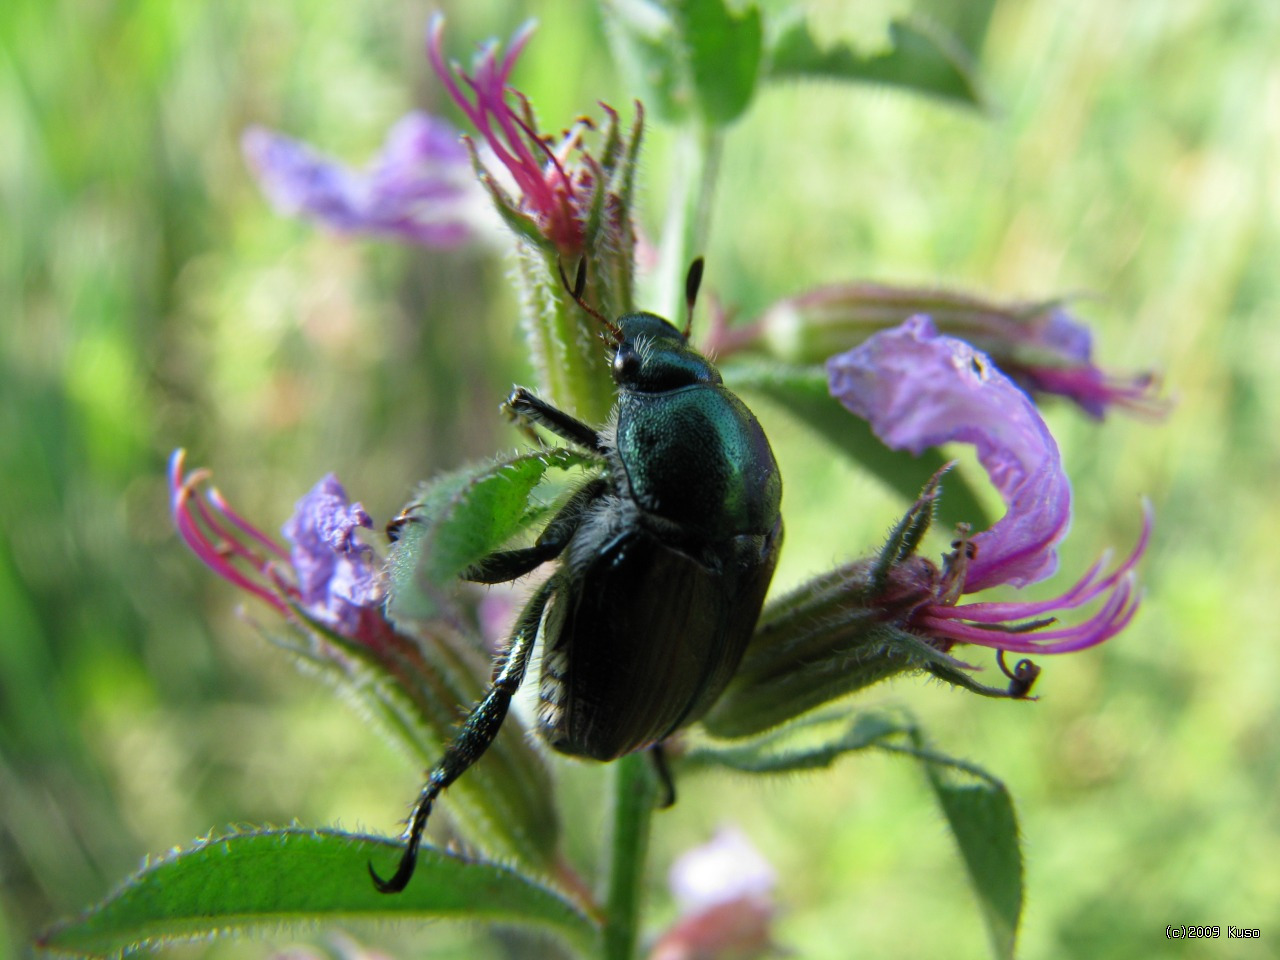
{"left": 242, "top": 112, "right": 476, "bottom": 247}
{"left": 827, "top": 315, "right": 1070, "bottom": 591}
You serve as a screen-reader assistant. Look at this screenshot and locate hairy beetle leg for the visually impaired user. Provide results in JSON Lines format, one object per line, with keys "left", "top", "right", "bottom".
{"left": 369, "top": 578, "right": 555, "bottom": 893}
{"left": 461, "top": 478, "right": 608, "bottom": 584}
{"left": 503, "top": 387, "right": 605, "bottom": 453}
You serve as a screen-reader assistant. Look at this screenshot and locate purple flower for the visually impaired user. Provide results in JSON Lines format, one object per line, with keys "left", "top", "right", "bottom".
{"left": 280, "top": 474, "right": 382, "bottom": 636}
{"left": 827, "top": 316, "right": 1150, "bottom": 655}
{"left": 427, "top": 16, "right": 616, "bottom": 256}
{"left": 724, "top": 283, "right": 1168, "bottom": 420}
{"left": 652, "top": 828, "right": 777, "bottom": 960}
{"left": 242, "top": 112, "right": 477, "bottom": 247}
{"left": 169, "top": 449, "right": 392, "bottom": 646}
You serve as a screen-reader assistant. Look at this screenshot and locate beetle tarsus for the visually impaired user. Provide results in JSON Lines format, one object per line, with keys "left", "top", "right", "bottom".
{"left": 649, "top": 742, "right": 677, "bottom": 809}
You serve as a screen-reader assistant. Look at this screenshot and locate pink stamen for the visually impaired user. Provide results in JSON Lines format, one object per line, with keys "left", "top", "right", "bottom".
{"left": 918, "top": 500, "right": 1152, "bottom": 654}
{"left": 920, "top": 574, "right": 1139, "bottom": 654}
{"left": 208, "top": 486, "right": 290, "bottom": 561}
{"left": 169, "top": 448, "right": 290, "bottom": 613}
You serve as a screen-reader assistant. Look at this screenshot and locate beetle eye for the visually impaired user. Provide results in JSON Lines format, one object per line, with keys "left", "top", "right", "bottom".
{"left": 613, "top": 346, "right": 641, "bottom": 380}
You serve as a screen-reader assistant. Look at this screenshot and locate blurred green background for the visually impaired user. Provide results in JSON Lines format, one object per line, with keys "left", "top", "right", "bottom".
{"left": 2, "top": 0, "right": 1277, "bottom": 958}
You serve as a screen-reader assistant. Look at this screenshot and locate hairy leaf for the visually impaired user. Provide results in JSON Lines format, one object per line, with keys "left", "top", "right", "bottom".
{"left": 37, "top": 828, "right": 598, "bottom": 959}
{"left": 386, "top": 447, "right": 596, "bottom": 627}
{"left": 765, "top": 13, "right": 985, "bottom": 108}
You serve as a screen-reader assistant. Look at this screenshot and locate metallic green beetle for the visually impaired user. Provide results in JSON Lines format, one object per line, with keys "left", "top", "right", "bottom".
{"left": 372, "top": 260, "right": 783, "bottom": 893}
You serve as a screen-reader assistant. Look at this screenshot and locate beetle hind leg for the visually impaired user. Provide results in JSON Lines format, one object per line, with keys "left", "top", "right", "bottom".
{"left": 369, "top": 578, "right": 555, "bottom": 893}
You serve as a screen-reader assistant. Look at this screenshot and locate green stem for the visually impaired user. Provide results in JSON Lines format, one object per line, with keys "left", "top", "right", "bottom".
{"left": 517, "top": 242, "right": 616, "bottom": 423}
{"left": 600, "top": 752, "right": 657, "bottom": 960}
{"left": 654, "top": 123, "right": 723, "bottom": 323}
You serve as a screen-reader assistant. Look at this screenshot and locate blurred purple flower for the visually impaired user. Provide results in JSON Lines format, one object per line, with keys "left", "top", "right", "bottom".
{"left": 828, "top": 316, "right": 1149, "bottom": 655}
{"left": 651, "top": 827, "right": 777, "bottom": 960}
{"left": 718, "top": 283, "right": 1167, "bottom": 420}
{"left": 169, "top": 449, "right": 394, "bottom": 647}
{"left": 242, "top": 112, "right": 477, "bottom": 247}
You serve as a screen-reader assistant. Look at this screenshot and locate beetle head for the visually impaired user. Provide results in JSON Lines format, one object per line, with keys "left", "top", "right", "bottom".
{"left": 611, "top": 313, "right": 722, "bottom": 392}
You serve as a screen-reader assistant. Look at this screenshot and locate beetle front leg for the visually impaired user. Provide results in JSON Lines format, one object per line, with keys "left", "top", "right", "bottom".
{"left": 369, "top": 578, "right": 555, "bottom": 893}
{"left": 504, "top": 386, "right": 605, "bottom": 453}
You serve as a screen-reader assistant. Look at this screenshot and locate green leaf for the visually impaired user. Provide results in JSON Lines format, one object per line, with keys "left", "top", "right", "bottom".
{"left": 386, "top": 448, "right": 597, "bottom": 627}
{"left": 765, "top": 13, "right": 985, "bottom": 108}
{"left": 37, "top": 827, "right": 599, "bottom": 959}
{"left": 722, "top": 361, "right": 991, "bottom": 532}
{"left": 690, "top": 710, "right": 1024, "bottom": 959}
{"left": 679, "top": 0, "right": 762, "bottom": 124}
{"left": 893, "top": 738, "right": 1023, "bottom": 960}
{"left": 600, "top": 0, "right": 688, "bottom": 121}
{"left": 601, "top": 0, "right": 762, "bottom": 126}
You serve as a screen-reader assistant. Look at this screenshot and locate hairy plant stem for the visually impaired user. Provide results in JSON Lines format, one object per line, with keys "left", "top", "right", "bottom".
{"left": 600, "top": 752, "right": 658, "bottom": 960}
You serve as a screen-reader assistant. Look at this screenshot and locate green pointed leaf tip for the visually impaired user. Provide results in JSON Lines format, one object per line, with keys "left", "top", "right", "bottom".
{"left": 37, "top": 828, "right": 599, "bottom": 960}
{"left": 691, "top": 711, "right": 1023, "bottom": 960}
{"left": 386, "top": 448, "right": 598, "bottom": 625}
{"left": 602, "top": 0, "right": 762, "bottom": 126}
{"left": 905, "top": 744, "right": 1023, "bottom": 960}
{"left": 721, "top": 362, "right": 991, "bottom": 531}
{"left": 765, "top": 13, "right": 984, "bottom": 108}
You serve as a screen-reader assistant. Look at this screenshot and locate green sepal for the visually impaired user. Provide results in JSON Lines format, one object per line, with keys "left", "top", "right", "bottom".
{"left": 764, "top": 12, "right": 985, "bottom": 109}
{"left": 685, "top": 708, "right": 905, "bottom": 774}
{"left": 701, "top": 608, "right": 968, "bottom": 739}
{"left": 36, "top": 827, "right": 600, "bottom": 960}
{"left": 721, "top": 361, "right": 991, "bottom": 532}
{"left": 386, "top": 447, "right": 599, "bottom": 628}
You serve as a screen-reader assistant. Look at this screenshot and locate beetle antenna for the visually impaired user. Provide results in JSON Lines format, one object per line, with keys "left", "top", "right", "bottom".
{"left": 682, "top": 257, "right": 705, "bottom": 338}
{"left": 557, "top": 258, "right": 621, "bottom": 341}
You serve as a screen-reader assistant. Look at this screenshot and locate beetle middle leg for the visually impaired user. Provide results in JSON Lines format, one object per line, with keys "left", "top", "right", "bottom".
{"left": 461, "top": 478, "right": 608, "bottom": 584}
{"left": 369, "top": 577, "right": 555, "bottom": 893}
